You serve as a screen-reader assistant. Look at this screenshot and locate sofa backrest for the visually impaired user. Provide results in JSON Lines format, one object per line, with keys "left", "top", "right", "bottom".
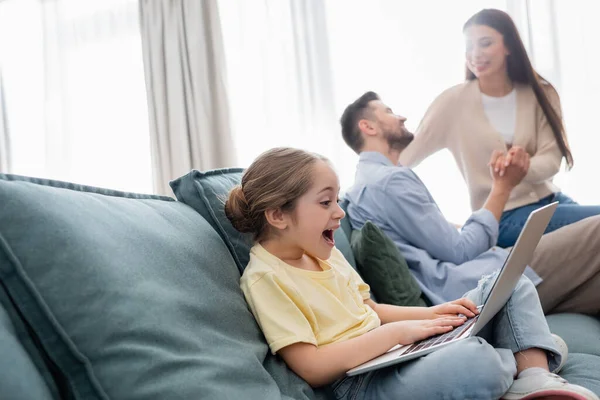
{"left": 0, "top": 174, "right": 330, "bottom": 400}
{"left": 0, "top": 289, "right": 56, "bottom": 399}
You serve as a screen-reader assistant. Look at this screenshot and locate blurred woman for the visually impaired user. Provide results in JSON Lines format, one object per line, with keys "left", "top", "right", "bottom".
{"left": 400, "top": 8, "right": 600, "bottom": 248}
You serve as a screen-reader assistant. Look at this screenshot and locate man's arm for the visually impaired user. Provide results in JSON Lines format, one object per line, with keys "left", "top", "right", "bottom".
{"left": 383, "top": 155, "right": 526, "bottom": 264}
{"left": 384, "top": 172, "right": 495, "bottom": 264}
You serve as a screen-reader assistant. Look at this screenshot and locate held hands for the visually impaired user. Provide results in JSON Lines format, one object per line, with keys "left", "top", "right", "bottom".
{"left": 488, "top": 146, "right": 530, "bottom": 190}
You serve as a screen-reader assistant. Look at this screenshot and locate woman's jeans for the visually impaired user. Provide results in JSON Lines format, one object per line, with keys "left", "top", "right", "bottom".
{"left": 498, "top": 192, "right": 600, "bottom": 248}
{"left": 331, "top": 275, "right": 560, "bottom": 400}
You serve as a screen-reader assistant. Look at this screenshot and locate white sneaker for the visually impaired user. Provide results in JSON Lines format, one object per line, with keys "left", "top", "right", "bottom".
{"left": 502, "top": 371, "right": 599, "bottom": 400}
{"left": 551, "top": 333, "right": 568, "bottom": 374}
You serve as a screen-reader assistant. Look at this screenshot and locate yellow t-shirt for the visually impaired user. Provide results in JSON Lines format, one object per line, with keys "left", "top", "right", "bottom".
{"left": 240, "top": 244, "right": 381, "bottom": 354}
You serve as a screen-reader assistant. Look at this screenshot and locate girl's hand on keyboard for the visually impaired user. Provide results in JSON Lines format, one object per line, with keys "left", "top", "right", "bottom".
{"left": 390, "top": 317, "right": 466, "bottom": 345}
{"left": 429, "top": 297, "right": 480, "bottom": 319}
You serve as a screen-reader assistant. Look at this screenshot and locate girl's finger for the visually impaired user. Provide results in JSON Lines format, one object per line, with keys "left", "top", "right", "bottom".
{"left": 446, "top": 304, "right": 471, "bottom": 317}
{"left": 426, "top": 325, "right": 454, "bottom": 338}
{"left": 456, "top": 298, "right": 479, "bottom": 313}
{"left": 434, "top": 317, "right": 465, "bottom": 326}
{"left": 456, "top": 305, "right": 474, "bottom": 317}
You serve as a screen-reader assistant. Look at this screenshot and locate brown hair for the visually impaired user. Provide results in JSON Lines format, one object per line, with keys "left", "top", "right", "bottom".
{"left": 340, "top": 91, "right": 380, "bottom": 154}
{"left": 225, "top": 147, "right": 328, "bottom": 242}
{"left": 464, "top": 9, "right": 573, "bottom": 168}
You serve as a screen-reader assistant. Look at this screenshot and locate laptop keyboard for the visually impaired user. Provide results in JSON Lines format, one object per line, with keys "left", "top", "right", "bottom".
{"left": 402, "top": 315, "right": 479, "bottom": 356}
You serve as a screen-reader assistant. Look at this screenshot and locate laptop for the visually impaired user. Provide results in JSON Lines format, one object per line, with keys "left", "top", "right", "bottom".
{"left": 346, "top": 201, "right": 558, "bottom": 376}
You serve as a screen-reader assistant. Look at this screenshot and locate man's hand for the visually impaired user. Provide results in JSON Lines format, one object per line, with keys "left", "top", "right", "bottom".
{"left": 428, "top": 298, "right": 480, "bottom": 319}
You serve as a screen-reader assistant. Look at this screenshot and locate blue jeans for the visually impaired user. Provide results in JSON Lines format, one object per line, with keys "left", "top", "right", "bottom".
{"left": 331, "top": 275, "right": 560, "bottom": 400}
{"left": 498, "top": 192, "right": 600, "bottom": 248}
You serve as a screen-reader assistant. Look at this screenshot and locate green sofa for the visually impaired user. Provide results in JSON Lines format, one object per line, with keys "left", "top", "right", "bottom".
{"left": 0, "top": 170, "right": 599, "bottom": 400}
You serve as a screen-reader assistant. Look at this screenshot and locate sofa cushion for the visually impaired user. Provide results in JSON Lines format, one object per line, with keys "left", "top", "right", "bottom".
{"left": 0, "top": 297, "right": 55, "bottom": 400}
{"left": 546, "top": 313, "right": 600, "bottom": 395}
{"left": 0, "top": 174, "right": 328, "bottom": 400}
{"left": 170, "top": 169, "right": 357, "bottom": 273}
{"left": 558, "top": 353, "right": 600, "bottom": 396}
{"left": 339, "top": 199, "right": 353, "bottom": 239}
{"left": 351, "top": 222, "right": 427, "bottom": 307}
{"left": 546, "top": 313, "right": 600, "bottom": 357}
{"left": 0, "top": 285, "right": 63, "bottom": 399}
{"left": 170, "top": 168, "right": 250, "bottom": 272}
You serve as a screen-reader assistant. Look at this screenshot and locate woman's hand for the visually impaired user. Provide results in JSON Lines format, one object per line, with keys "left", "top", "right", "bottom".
{"left": 390, "top": 317, "right": 467, "bottom": 345}
{"left": 495, "top": 146, "right": 531, "bottom": 177}
{"left": 489, "top": 148, "right": 530, "bottom": 190}
{"left": 428, "top": 297, "right": 480, "bottom": 319}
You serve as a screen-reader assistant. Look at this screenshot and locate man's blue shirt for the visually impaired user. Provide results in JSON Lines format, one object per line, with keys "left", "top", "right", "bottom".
{"left": 345, "top": 151, "right": 541, "bottom": 304}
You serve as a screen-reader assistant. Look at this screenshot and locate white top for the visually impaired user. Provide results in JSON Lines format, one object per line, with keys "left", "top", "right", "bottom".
{"left": 481, "top": 88, "right": 517, "bottom": 144}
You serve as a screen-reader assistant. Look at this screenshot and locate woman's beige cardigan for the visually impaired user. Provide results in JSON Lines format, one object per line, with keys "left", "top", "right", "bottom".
{"left": 399, "top": 79, "right": 564, "bottom": 212}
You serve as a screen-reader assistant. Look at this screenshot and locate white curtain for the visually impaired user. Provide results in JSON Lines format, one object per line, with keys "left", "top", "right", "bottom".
{"left": 0, "top": 70, "right": 10, "bottom": 173}
{"left": 219, "top": 0, "right": 506, "bottom": 223}
{"left": 220, "top": 0, "right": 599, "bottom": 222}
{"left": 139, "top": 0, "right": 235, "bottom": 196}
{"left": 0, "top": 0, "right": 152, "bottom": 193}
{"left": 217, "top": 0, "right": 348, "bottom": 175}
{"left": 509, "top": 0, "right": 600, "bottom": 206}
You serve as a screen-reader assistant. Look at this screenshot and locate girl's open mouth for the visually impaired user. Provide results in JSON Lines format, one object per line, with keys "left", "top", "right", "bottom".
{"left": 322, "top": 229, "right": 335, "bottom": 246}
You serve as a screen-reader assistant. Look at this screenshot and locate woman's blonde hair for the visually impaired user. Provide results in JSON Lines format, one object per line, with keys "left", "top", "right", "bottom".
{"left": 225, "top": 147, "right": 328, "bottom": 242}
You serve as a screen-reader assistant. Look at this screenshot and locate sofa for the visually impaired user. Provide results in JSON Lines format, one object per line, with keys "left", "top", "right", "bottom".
{"left": 1, "top": 169, "right": 599, "bottom": 400}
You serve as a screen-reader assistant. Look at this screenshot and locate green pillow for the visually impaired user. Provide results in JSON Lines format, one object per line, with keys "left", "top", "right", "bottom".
{"left": 170, "top": 169, "right": 357, "bottom": 272}
{"left": 351, "top": 221, "right": 427, "bottom": 307}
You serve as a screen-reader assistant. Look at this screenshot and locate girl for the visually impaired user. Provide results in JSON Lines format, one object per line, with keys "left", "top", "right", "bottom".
{"left": 399, "top": 8, "right": 600, "bottom": 248}
{"left": 225, "top": 147, "right": 596, "bottom": 400}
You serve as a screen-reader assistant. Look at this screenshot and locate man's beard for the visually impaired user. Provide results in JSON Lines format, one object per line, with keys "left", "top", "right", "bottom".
{"left": 385, "top": 128, "right": 414, "bottom": 151}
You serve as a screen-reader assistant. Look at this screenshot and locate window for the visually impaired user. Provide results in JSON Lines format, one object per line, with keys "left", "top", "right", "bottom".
{"left": 0, "top": 0, "right": 152, "bottom": 193}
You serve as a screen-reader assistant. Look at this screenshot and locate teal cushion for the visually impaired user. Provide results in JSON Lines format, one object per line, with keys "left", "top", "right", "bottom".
{"left": 170, "top": 168, "right": 250, "bottom": 272}
{"left": 339, "top": 199, "right": 353, "bottom": 239}
{"left": 546, "top": 314, "right": 600, "bottom": 395}
{"left": 170, "top": 169, "right": 357, "bottom": 271}
{"left": 0, "top": 174, "right": 327, "bottom": 400}
{"left": 546, "top": 313, "right": 600, "bottom": 357}
{"left": 351, "top": 222, "right": 427, "bottom": 307}
{"left": 558, "top": 353, "right": 600, "bottom": 396}
{"left": 0, "top": 299, "right": 55, "bottom": 400}
{"left": 0, "top": 285, "right": 62, "bottom": 399}
{"left": 334, "top": 228, "right": 356, "bottom": 270}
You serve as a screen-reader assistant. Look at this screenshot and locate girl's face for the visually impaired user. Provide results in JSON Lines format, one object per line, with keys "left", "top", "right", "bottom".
{"left": 465, "top": 24, "right": 510, "bottom": 80}
{"left": 284, "top": 160, "right": 345, "bottom": 261}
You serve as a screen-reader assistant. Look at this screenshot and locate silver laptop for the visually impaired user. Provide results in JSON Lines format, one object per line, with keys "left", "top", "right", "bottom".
{"left": 346, "top": 201, "right": 558, "bottom": 376}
